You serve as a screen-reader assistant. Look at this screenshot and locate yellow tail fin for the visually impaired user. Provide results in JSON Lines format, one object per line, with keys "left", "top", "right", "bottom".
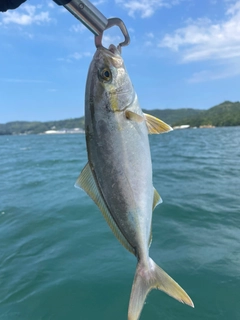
{"left": 128, "top": 258, "right": 194, "bottom": 320}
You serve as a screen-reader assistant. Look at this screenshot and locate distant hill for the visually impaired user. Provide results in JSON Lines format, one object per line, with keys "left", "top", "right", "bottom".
{"left": 0, "top": 117, "right": 85, "bottom": 135}
{"left": 0, "top": 101, "right": 239, "bottom": 135}
{"left": 142, "top": 108, "right": 202, "bottom": 125}
{"left": 172, "top": 101, "right": 240, "bottom": 127}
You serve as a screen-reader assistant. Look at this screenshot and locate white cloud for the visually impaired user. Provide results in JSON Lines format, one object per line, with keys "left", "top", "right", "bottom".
{"left": 57, "top": 57, "right": 71, "bottom": 63}
{"left": 146, "top": 32, "right": 154, "bottom": 38}
{"left": 69, "top": 52, "right": 92, "bottom": 59}
{"left": 159, "top": 1, "right": 240, "bottom": 63}
{"left": 116, "top": 0, "right": 182, "bottom": 18}
{"left": 1, "top": 4, "right": 51, "bottom": 26}
{"left": 69, "top": 52, "right": 82, "bottom": 60}
{"left": 226, "top": 0, "right": 240, "bottom": 13}
{"left": 128, "top": 27, "right": 135, "bottom": 33}
{"left": 58, "top": 51, "right": 92, "bottom": 63}
{"left": 144, "top": 41, "right": 153, "bottom": 46}
{"left": 102, "top": 34, "right": 122, "bottom": 47}
{"left": 92, "top": 0, "right": 107, "bottom": 5}
{"left": 70, "top": 24, "right": 86, "bottom": 33}
{"left": 47, "top": 1, "right": 55, "bottom": 9}
{"left": 143, "top": 32, "right": 155, "bottom": 46}
{"left": 188, "top": 60, "right": 240, "bottom": 82}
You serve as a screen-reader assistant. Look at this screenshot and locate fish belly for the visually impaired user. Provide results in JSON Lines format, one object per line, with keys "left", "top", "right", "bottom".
{"left": 86, "top": 109, "right": 153, "bottom": 253}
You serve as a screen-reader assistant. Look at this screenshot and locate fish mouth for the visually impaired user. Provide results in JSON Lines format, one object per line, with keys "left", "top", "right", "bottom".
{"left": 98, "top": 45, "right": 123, "bottom": 68}
{"left": 108, "top": 44, "right": 120, "bottom": 55}
{"left": 100, "top": 45, "right": 121, "bottom": 57}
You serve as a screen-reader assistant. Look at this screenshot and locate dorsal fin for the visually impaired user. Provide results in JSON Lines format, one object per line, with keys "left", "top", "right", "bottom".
{"left": 148, "top": 188, "right": 163, "bottom": 247}
{"left": 153, "top": 187, "right": 162, "bottom": 211}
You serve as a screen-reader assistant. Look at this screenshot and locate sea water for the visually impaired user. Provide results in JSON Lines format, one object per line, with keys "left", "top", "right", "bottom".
{"left": 0, "top": 127, "right": 240, "bottom": 320}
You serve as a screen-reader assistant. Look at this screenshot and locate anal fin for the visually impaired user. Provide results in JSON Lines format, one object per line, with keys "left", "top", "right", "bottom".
{"left": 75, "top": 163, "right": 135, "bottom": 254}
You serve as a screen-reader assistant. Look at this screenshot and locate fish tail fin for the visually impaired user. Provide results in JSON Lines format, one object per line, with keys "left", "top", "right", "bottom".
{"left": 128, "top": 258, "right": 194, "bottom": 320}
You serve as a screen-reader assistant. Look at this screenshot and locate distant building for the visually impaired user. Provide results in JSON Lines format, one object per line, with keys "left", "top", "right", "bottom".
{"left": 44, "top": 130, "right": 60, "bottom": 134}
{"left": 199, "top": 125, "right": 215, "bottom": 128}
{"left": 173, "top": 125, "right": 190, "bottom": 130}
{"left": 44, "top": 128, "right": 84, "bottom": 134}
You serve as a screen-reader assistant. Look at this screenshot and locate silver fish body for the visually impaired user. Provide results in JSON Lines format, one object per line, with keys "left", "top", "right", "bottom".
{"left": 76, "top": 45, "right": 193, "bottom": 320}
{"left": 85, "top": 46, "right": 152, "bottom": 260}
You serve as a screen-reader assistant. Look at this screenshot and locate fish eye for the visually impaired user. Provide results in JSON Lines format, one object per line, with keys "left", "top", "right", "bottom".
{"left": 99, "top": 68, "right": 112, "bottom": 82}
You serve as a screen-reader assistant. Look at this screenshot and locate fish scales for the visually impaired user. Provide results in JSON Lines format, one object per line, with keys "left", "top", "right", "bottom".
{"left": 85, "top": 48, "right": 152, "bottom": 254}
{"left": 76, "top": 44, "right": 194, "bottom": 320}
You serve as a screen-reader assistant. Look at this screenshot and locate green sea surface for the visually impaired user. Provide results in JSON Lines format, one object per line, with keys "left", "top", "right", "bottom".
{"left": 0, "top": 127, "right": 240, "bottom": 320}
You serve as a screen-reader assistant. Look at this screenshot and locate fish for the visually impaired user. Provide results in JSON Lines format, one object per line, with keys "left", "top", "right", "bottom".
{"left": 75, "top": 44, "right": 194, "bottom": 320}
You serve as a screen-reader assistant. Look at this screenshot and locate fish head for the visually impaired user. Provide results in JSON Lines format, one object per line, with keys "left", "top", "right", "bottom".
{"left": 87, "top": 44, "right": 135, "bottom": 113}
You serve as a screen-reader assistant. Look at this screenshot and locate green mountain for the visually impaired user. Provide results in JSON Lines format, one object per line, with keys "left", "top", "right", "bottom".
{"left": 0, "top": 117, "right": 85, "bottom": 135}
{"left": 0, "top": 108, "right": 202, "bottom": 135}
{"left": 142, "top": 108, "right": 202, "bottom": 125}
{"left": 172, "top": 101, "right": 240, "bottom": 127}
{"left": 1, "top": 101, "right": 239, "bottom": 135}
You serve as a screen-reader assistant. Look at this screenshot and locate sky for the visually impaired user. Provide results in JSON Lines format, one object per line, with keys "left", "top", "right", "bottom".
{"left": 1, "top": 0, "right": 240, "bottom": 123}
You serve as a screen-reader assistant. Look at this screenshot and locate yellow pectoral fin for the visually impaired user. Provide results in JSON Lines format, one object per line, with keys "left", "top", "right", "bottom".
{"left": 125, "top": 110, "right": 145, "bottom": 123}
{"left": 144, "top": 113, "right": 173, "bottom": 134}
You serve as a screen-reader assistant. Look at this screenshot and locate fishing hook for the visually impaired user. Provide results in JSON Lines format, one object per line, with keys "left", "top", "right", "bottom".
{"left": 53, "top": 1, "right": 130, "bottom": 50}
{"left": 95, "top": 18, "right": 130, "bottom": 50}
